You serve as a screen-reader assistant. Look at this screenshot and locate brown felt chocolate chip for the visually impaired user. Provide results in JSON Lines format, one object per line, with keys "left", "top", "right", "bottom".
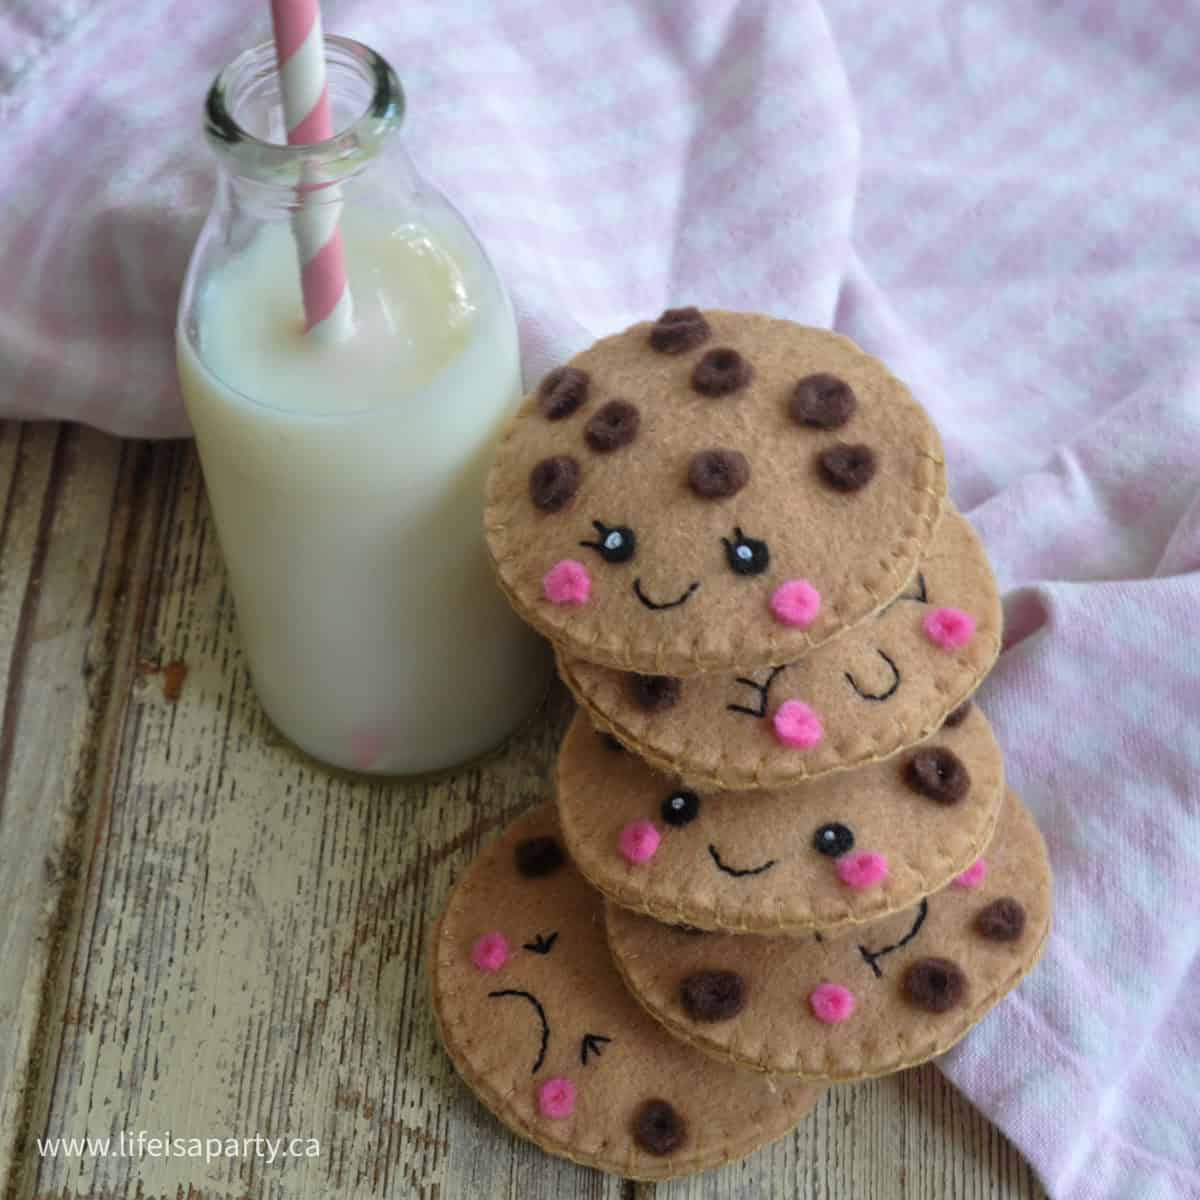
{"left": 691, "top": 347, "right": 752, "bottom": 397}
{"left": 790, "top": 374, "right": 857, "bottom": 430}
{"left": 688, "top": 448, "right": 750, "bottom": 499}
{"left": 627, "top": 674, "right": 682, "bottom": 712}
{"left": 901, "top": 957, "right": 968, "bottom": 1013}
{"left": 514, "top": 836, "right": 565, "bottom": 878}
{"left": 679, "top": 970, "right": 747, "bottom": 1022}
{"left": 975, "top": 897, "right": 1026, "bottom": 943}
{"left": 584, "top": 399, "right": 640, "bottom": 452}
{"left": 944, "top": 701, "right": 973, "bottom": 728}
{"left": 632, "top": 1099, "right": 689, "bottom": 1156}
{"left": 904, "top": 747, "right": 970, "bottom": 805}
{"left": 648, "top": 306, "right": 711, "bottom": 354}
{"left": 529, "top": 456, "right": 581, "bottom": 512}
{"left": 817, "top": 443, "right": 877, "bottom": 492}
{"left": 537, "top": 366, "right": 590, "bottom": 420}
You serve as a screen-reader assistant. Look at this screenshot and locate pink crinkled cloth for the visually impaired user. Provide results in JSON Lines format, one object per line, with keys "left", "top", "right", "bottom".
{"left": 4, "top": 1, "right": 1199, "bottom": 1196}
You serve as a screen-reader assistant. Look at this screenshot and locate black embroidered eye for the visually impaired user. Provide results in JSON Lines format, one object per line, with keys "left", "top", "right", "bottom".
{"left": 879, "top": 572, "right": 928, "bottom": 616}
{"left": 522, "top": 931, "right": 558, "bottom": 955}
{"left": 661, "top": 789, "right": 700, "bottom": 826}
{"left": 813, "top": 822, "right": 854, "bottom": 857}
{"left": 580, "top": 520, "right": 636, "bottom": 564}
{"left": 901, "top": 572, "right": 928, "bottom": 603}
{"left": 580, "top": 1032, "right": 612, "bottom": 1066}
{"left": 722, "top": 527, "right": 770, "bottom": 576}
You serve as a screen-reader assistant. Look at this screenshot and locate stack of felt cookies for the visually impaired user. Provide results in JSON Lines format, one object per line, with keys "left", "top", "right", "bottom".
{"left": 430, "top": 309, "right": 1051, "bottom": 1182}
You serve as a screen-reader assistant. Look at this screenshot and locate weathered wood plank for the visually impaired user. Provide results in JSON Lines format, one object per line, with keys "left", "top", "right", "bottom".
{"left": 893, "top": 1064, "right": 1046, "bottom": 1200}
{"left": 0, "top": 422, "right": 63, "bottom": 1191}
{"left": 639, "top": 1068, "right": 1046, "bottom": 1200}
{"left": 32, "top": 443, "right": 625, "bottom": 1200}
{"left": 18, "top": 434, "right": 1049, "bottom": 1200}
{"left": 0, "top": 425, "right": 172, "bottom": 1200}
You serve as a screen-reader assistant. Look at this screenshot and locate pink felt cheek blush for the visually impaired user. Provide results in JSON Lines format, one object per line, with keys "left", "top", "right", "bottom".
{"left": 770, "top": 580, "right": 821, "bottom": 628}
{"left": 470, "top": 931, "right": 510, "bottom": 972}
{"left": 537, "top": 1077, "right": 576, "bottom": 1119}
{"left": 809, "top": 982, "right": 856, "bottom": 1024}
{"left": 618, "top": 820, "right": 661, "bottom": 864}
{"left": 923, "top": 606, "right": 975, "bottom": 651}
{"left": 772, "top": 700, "right": 824, "bottom": 749}
{"left": 954, "top": 858, "right": 988, "bottom": 888}
{"left": 543, "top": 559, "right": 592, "bottom": 606}
{"left": 835, "top": 851, "right": 889, "bottom": 890}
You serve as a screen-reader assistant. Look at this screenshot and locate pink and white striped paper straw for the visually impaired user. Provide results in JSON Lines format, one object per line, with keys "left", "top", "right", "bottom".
{"left": 269, "top": 0, "right": 353, "bottom": 340}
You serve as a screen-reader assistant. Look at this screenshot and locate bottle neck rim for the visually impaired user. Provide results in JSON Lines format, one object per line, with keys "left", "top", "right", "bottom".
{"left": 204, "top": 36, "right": 404, "bottom": 188}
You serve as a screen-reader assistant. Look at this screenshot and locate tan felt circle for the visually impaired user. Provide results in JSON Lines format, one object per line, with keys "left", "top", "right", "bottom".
{"left": 430, "top": 806, "right": 822, "bottom": 1181}
{"left": 605, "top": 789, "right": 1051, "bottom": 1082}
{"left": 485, "top": 312, "right": 946, "bottom": 676}
{"left": 556, "top": 703, "right": 1004, "bottom": 935}
{"left": 559, "top": 507, "right": 1000, "bottom": 789}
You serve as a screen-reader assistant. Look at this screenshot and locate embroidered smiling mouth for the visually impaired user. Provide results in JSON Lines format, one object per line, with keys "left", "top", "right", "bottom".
{"left": 708, "top": 844, "right": 778, "bottom": 878}
{"left": 844, "top": 649, "right": 902, "bottom": 702}
{"left": 633, "top": 578, "right": 700, "bottom": 611}
{"left": 857, "top": 898, "right": 929, "bottom": 978}
{"left": 488, "top": 989, "right": 550, "bottom": 1074}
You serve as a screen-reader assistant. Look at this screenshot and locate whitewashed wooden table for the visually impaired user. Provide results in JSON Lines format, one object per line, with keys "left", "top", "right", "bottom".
{"left": 0, "top": 422, "right": 1049, "bottom": 1200}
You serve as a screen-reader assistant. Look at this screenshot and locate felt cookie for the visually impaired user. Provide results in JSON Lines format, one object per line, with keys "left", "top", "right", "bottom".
{"left": 430, "top": 806, "right": 822, "bottom": 1180}
{"left": 605, "top": 788, "right": 1050, "bottom": 1082}
{"left": 556, "top": 700, "right": 1003, "bottom": 935}
{"left": 484, "top": 310, "right": 946, "bottom": 676}
{"left": 558, "top": 507, "right": 1000, "bottom": 790}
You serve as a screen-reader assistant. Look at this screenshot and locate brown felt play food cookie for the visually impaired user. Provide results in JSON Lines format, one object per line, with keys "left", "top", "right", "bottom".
{"left": 430, "top": 806, "right": 822, "bottom": 1180}
{"left": 556, "top": 701, "right": 1003, "bottom": 935}
{"left": 558, "top": 507, "right": 999, "bottom": 790}
{"left": 605, "top": 788, "right": 1050, "bottom": 1082}
{"left": 484, "top": 309, "right": 946, "bottom": 676}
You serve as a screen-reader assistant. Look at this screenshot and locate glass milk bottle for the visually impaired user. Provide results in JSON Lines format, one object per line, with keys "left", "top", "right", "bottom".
{"left": 176, "top": 37, "right": 551, "bottom": 775}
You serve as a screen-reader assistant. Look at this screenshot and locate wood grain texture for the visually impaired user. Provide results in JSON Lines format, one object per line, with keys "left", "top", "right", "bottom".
{"left": 0, "top": 425, "right": 171, "bottom": 1200}
{"left": 639, "top": 1068, "right": 1047, "bottom": 1200}
{"left": 1, "top": 430, "right": 1048, "bottom": 1200}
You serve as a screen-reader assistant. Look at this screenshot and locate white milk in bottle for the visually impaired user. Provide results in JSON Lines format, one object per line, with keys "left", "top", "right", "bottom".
{"left": 176, "top": 38, "right": 550, "bottom": 774}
